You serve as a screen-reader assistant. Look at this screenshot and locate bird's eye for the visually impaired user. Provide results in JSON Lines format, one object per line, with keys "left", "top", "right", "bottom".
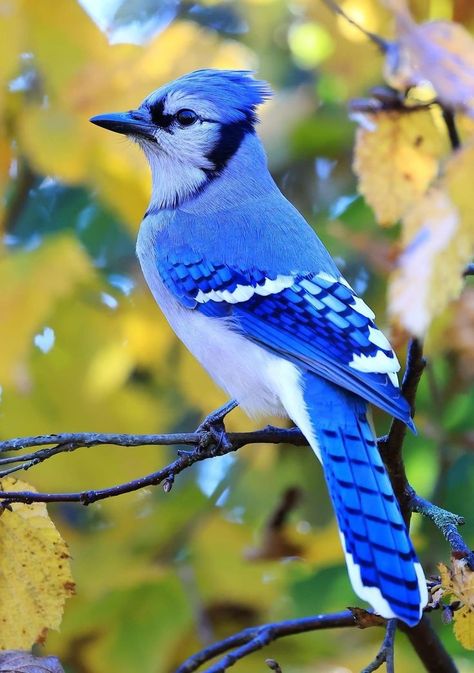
{"left": 176, "top": 109, "right": 198, "bottom": 127}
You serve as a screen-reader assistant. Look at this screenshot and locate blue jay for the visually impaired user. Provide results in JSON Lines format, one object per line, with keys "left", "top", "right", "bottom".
{"left": 91, "top": 69, "right": 428, "bottom": 626}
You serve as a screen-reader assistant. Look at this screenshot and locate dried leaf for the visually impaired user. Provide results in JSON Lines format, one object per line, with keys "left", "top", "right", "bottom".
{"left": 0, "top": 478, "right": 75, "bottom": 650}
{"left": 0, "top": 650, "right": 65, "bottom": 673}
{"left": 383, "top": 0, "right": 474, "bottom": 115}
{"left": 353, "top": 108, "right": 446, "bottom": 225}
{"left": 439, "top": 559, "right": 474, "bottom": 650}
{"left": 389, "top": 143, "right": 474, "bottom": 336}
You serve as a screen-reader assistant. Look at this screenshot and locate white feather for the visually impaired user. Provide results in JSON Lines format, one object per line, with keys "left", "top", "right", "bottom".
{"left": 316, "top": 271, "right": 338, "bottom": 284}
{"left": 368, "top": 326, "right": 392, "bottom": 351}
{"left": 349, "top": 350, "right": 399, "bottom": 375}
{"left": 387, "top": 371, "right": 400, "bottom": 388}
{"left": 350, "top": 296, "right": 376, "bottom": 320}
{"left": 195, "top": 275, "right": 294, "bottom": 305}
{"left": 339, "top": 532, "right": 397, "bottom": 620}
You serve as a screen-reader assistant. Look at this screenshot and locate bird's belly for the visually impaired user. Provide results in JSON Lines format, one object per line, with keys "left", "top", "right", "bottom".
{"left": 163, "top": 295, "right": 288, "bottom": 418}
{"left": 136, "top": 221, "right": 305, "bottom": 419}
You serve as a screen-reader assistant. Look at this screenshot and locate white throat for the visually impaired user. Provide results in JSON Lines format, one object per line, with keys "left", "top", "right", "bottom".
{"left": 142, "top": 143, "right": 209, "bottom": 211}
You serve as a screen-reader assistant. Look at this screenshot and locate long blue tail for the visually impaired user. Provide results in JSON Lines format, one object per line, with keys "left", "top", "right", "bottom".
{"left": 301, "top": 374, "right": 427, "bottom": 626}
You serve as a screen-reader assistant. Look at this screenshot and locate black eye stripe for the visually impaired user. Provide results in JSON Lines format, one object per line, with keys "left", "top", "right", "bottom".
{"left": 148, "top": 100, "right": 173, "bottom": 128}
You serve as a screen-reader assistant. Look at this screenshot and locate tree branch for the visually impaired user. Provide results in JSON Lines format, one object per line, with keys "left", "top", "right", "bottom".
{"left": 361, "top": 619, "right": 397, "bottom": 673}
{"left": 0, "top": 342, "right": 467, "bottom": 673}
{"left": 320, "top": 0, "right": 390, "bottom": 52}
{"left": 378, "top": 338, "right": 426, "bottom": 525}
{"left": 410, "top": 494, "right": 474, "bottom": 568}
{"left": 400, "top": 617, "right": 459, "bottom": 673}
{"left": 0, "top": 403, "right": 306, "bottom": 505}
{"left": 175, "top": 611, "right": 358, "bottom": 673}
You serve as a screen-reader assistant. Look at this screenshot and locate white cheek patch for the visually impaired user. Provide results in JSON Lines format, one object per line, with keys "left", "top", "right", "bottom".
{"left": 195, "top": 275, "right": 295, "bottom": 305}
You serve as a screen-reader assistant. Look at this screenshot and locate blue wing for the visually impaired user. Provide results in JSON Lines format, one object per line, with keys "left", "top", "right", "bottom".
{"left": 158, "top": 246, "right": 413, "bottom": 427}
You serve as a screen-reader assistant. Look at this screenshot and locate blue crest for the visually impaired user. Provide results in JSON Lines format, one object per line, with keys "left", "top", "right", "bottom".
{"left": 144, "top": 69, "right": 272, "bottom": 126}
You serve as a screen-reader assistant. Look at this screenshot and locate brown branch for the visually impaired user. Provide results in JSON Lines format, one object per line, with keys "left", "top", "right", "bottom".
{"left": 174, "top": 611, "right": 358, "bottom": 673}
{"left": 401, "top": 617, "right": 459, "bottom": 673}
{"left": 361, "top": 619, "right": 396, "bottom": 673}
{"left": 0, "top": 402, "right": 306, "bottom": 505}
{"left": 378, "top": 338, "right": 426, "bottom": 524}
{"left": 441, "top": 108, "right": 461, "bottom": 151}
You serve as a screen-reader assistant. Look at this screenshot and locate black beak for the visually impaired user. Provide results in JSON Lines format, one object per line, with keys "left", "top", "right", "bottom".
{"left": 90, "top": 110, "right": 155, "bottom": 140}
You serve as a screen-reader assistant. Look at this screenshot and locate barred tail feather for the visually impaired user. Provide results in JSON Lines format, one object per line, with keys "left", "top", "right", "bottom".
{"left": 300, "top": 374, "right": 428, "bottom": 626}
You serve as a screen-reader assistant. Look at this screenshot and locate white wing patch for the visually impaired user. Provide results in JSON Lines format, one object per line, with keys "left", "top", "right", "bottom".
{"left": 350, "top": 295, "right": 376, "bottom": 320}
{"left": 368, "top": 325, "right": 392, "bottom": 351}
{"left": 349, "top": 350, "right": 400, "bottom": 375}
{"left": 387, "top": 371, "right": 400, "bottom": 388}
{"left": 338, "top": 275, "right": 354, "bottom": 291}
{"left": 316, "top": 271, "right": 339, "bottom": 284}
{"left": 194, "top": 275, "right": 294, "bottom": 305}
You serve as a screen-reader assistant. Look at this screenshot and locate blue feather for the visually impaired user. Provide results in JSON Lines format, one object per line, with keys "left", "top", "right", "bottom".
{"left": 302, "top": 374, "right": 425, "bottom": 625}
{"left": 94, "top": 68, "right": 430, "bottom": 626}
{"left": 157, "top": 250, "right": 413, "bottom": 428}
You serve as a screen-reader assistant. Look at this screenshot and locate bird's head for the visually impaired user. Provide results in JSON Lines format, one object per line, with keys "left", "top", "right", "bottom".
{"left": 91, "top": 69, "right": 272, "bottom": 209}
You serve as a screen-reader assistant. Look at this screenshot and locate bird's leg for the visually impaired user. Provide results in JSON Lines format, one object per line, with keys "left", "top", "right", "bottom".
{"left": 196, "top": 400, "right": 238, "bottom": 453}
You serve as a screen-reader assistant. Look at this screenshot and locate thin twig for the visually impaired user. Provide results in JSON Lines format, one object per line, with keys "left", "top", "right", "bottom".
{"left": 320, "top": 0, "right": 390, "bottom": 52}
{"left": 410, "top": 494, "right": 474, "bottom": 568}
{"left": 265, "top": 659, "right": 282, "bottom": 673}
{"left": 378, "top": 338, "right": 426, "bottom": 524}
{"left": 441, "top": 108, "right": 461, "bottom": 151}
{"left": 361, "top": 619, "right": 397, "bottom": 673}
{"left": 175, "top": 611, "right": 358, "bottom": 673}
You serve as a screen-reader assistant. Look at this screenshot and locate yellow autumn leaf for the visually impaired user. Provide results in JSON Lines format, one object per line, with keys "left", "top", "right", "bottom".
{"left": 17, "top": 107, "right": 90, "bottom": 183}
{"left": 353, "top": 109, "right": 446, "bottom": 225}
{"left": 0, "top": 236, "right": 92, "bottom": 387}
{"left": 389, "top": 143, "right": 474, "bottom": 336}
{"left": 0, "top": 477, "right": 74, "bottom": 650}
{"left": 382, "top": 0, "right": 474, "bottom": 116}
{"left": 439, "top": 559, "right": 474, "bottom": 650}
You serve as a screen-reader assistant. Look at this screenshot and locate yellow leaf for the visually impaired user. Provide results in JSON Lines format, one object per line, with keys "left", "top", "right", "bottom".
{"left": 0, "top": 477, "right": 74, "bottom": 650}
{"left": 439, "top": 559, "right": 474, "bottom": 650}
{"left": 453, "top": 605, "right": 474, "bottom": 650}
{"left": 17, "top": 107, "right": 90, "bottom": 183}
{"left": 389, "top": 143, "right": 474, "bottom": 336}
{"left": 353, "top": 109, "right": 447, "bottom": 225}
{"left": 0, "top": 236, "right": 92, "bottom": 387}
{"left": 382, "top": 1, "right": 474, "bottom": 115}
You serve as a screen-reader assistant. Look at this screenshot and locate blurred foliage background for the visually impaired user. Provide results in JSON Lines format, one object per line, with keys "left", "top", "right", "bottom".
{"left": 1, "top": 0, "right": 474, "bottom": 671}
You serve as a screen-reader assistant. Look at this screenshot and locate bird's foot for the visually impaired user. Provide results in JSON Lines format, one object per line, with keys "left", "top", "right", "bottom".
{"left": 196, "top": 400, "right": 238, "bottom": 454}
